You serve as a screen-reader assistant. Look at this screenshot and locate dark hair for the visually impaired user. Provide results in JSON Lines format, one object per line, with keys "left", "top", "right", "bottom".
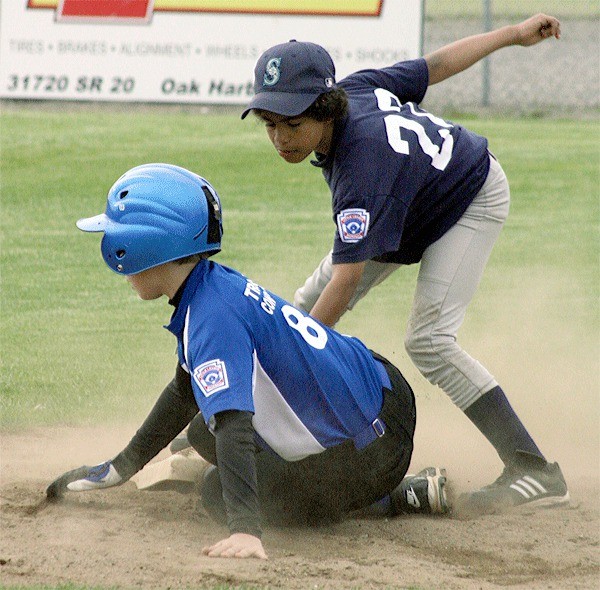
{"left": 302, "top": 88, "right": 348, "bottom": 121}
{"left": 174, "top": 252, "right": 214, "bottom": 265}
{"left": 254, "top": 88, "right": 348, "bottom": 123}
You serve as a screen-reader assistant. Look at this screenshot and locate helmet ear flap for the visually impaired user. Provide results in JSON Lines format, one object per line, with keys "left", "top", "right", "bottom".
{"left": 202, "top": 185, "right": 222, "bottom": 246}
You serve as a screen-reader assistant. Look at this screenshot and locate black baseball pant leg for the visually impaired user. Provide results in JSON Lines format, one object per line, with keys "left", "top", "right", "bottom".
{"left": 188, "top": 356, "right": 416, "bottom": 526}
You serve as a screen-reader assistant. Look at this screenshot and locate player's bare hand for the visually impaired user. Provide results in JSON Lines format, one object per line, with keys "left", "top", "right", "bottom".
{"left": 201, "top": 533, "right": 268, "bottom": 560}
{"left": 515, "top": 13, "right": 561, "bottom": 46}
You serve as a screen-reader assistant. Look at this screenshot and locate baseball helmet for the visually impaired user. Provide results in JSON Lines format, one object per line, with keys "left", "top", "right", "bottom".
{"left": 76, "top": 163, "right": 223, "bottom": 275}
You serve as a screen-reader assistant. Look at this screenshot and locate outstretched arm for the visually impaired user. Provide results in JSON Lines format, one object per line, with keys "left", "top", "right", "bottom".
{"left": 47, "top": 364, "right": 199, "bottom": 499}
{"left": 111, "top": 363, "right": 199, "bottom": 475}
{"left": 425, "top": 13, "right": 561, "bottom": 85}
{"left": 309, "top": 261, "right": 366, "bottom": 327}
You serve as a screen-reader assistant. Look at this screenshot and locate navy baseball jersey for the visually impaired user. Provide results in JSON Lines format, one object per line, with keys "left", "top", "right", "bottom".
{"left": 166, "top": 260, "right": 389, "bottom": 461}
{"left": 312, "top": 58, "right": 490, "bottom": 265}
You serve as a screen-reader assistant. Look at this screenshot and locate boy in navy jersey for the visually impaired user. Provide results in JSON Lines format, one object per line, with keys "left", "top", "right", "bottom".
{"left": 241, "top": 14, "right": 569, "bottom": 512}
{"left": 47, "top": 164, "right": 448, "bottom": 560}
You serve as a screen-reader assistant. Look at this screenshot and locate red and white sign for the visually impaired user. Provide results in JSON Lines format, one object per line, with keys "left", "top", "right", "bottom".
{"left": 1, "top": 1, "right": 423, "bottom": 104}
{"left": 56, "top": 0, "right": 154, "bottom": 22}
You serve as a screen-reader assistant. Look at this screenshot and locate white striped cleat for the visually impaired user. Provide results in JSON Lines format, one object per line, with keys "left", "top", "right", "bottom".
{"left": 458, "top": 452, "right": 570, "bottom": 515}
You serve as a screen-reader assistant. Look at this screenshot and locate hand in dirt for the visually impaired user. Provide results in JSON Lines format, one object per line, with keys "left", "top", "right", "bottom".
{"left": 201, "top": 533, "right": 268, "bottom": 560}
{"left": 515, "top": 13, "right": 561, "bottom": 46}
{"left": 46, "top": 461, "right": 123, "bottom": 499}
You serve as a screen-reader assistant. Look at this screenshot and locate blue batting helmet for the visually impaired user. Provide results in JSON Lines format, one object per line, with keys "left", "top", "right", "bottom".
{"left": 76, "top": 163, "right": 223, "bottom": 275}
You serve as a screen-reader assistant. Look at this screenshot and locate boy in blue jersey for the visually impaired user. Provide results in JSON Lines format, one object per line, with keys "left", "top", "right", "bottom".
{"left": 241, "top": 14, "right": 569, "bottom": 513}
{"left": 46, "top": 163, "right": 448, "bottom": 560}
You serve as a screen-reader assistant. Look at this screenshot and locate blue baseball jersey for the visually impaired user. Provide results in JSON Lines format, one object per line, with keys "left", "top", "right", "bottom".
{"left": 313, "top": 58, "right": 490, "bottom": 265}
{"left": 166, "top": 260, "right": 388, "bottom": 461}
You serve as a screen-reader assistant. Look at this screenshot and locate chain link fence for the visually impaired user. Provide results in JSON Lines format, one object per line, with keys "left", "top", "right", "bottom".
{"left": 422, "top": 0, "right": 599, "bottom": 115}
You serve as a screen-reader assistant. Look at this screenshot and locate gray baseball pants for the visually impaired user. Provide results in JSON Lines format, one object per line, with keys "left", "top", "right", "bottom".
{"left": 294, "top": 155, "right": 510, "bottom": 411}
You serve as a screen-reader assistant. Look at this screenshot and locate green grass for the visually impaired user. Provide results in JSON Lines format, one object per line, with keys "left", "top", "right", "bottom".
{"left": 425, "top": 0, "right": 599, "bottom": 19}
{"left": 0, "top": 105, "right": 331, "bottom": 428}
{"left": 1, "top": 105, "right": 598, "bottom": 429}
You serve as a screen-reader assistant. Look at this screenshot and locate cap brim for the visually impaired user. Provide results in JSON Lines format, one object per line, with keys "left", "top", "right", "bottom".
{"left": 76, "top": 213, "right": 113, "bottom": 232}
{"left": 241, "top": 91, "right": 321, "bottom": 119}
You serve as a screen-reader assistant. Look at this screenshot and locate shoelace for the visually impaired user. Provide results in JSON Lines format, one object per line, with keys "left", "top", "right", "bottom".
{"left": 482, "top": 465, "right": 519, "bottom": 490}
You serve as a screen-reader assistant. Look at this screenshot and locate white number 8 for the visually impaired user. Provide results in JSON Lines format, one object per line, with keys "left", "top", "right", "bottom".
{"left": 281, "top": 305, "right": 328, "bottom": 350}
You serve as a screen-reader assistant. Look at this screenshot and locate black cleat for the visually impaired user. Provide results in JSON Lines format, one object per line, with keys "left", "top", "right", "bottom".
{"left": 391, "top": 467, "right": 449, "bottom": 515}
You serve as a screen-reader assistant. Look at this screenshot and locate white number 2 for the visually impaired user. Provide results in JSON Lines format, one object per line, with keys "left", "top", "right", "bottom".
{"left": 374, "top": 88, "right": 454, "bottom": 171}
{"left": 281, "top": 305, "right": 328, "bottom": 350}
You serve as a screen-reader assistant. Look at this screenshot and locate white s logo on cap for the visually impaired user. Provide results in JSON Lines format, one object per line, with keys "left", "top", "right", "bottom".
{"left": 263, "top": 57, "right": 281, "bottom": 86}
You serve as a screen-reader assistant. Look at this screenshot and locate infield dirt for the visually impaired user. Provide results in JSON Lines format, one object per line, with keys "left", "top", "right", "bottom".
{"left": 1, "top": 397, "right": 598, "bottom": 590}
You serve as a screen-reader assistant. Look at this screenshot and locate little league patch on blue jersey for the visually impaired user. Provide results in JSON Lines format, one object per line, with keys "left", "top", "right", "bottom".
{"left": 193, "top": 359, "right": 229, "bottom": 397}
{"left": 337, "top": 208, "right": 370, "bottom": 243}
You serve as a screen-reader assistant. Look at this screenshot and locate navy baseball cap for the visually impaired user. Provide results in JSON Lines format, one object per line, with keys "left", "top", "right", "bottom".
{"left": 241, "top": 40, "right": 336, "bottom": 119}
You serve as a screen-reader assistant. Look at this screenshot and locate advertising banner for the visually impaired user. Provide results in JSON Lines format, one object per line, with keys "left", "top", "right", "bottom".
{"left": 0, "top": 1, "right": 423, "bottom": 104}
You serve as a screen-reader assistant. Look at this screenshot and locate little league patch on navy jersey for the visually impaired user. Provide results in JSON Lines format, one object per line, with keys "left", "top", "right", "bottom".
{"left": 337, "top": 208, "right": 370, "bottom": 243}
{"left": 193, "top": 359, "right": 229, "bottom": 397}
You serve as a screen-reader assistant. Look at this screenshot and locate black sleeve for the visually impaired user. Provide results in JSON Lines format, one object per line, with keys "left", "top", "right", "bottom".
{"left": 213, "top": 410, "right": 262, "bottom": 539}
{"left": 112, "top": 363, "right": 199, "bottom": 479}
